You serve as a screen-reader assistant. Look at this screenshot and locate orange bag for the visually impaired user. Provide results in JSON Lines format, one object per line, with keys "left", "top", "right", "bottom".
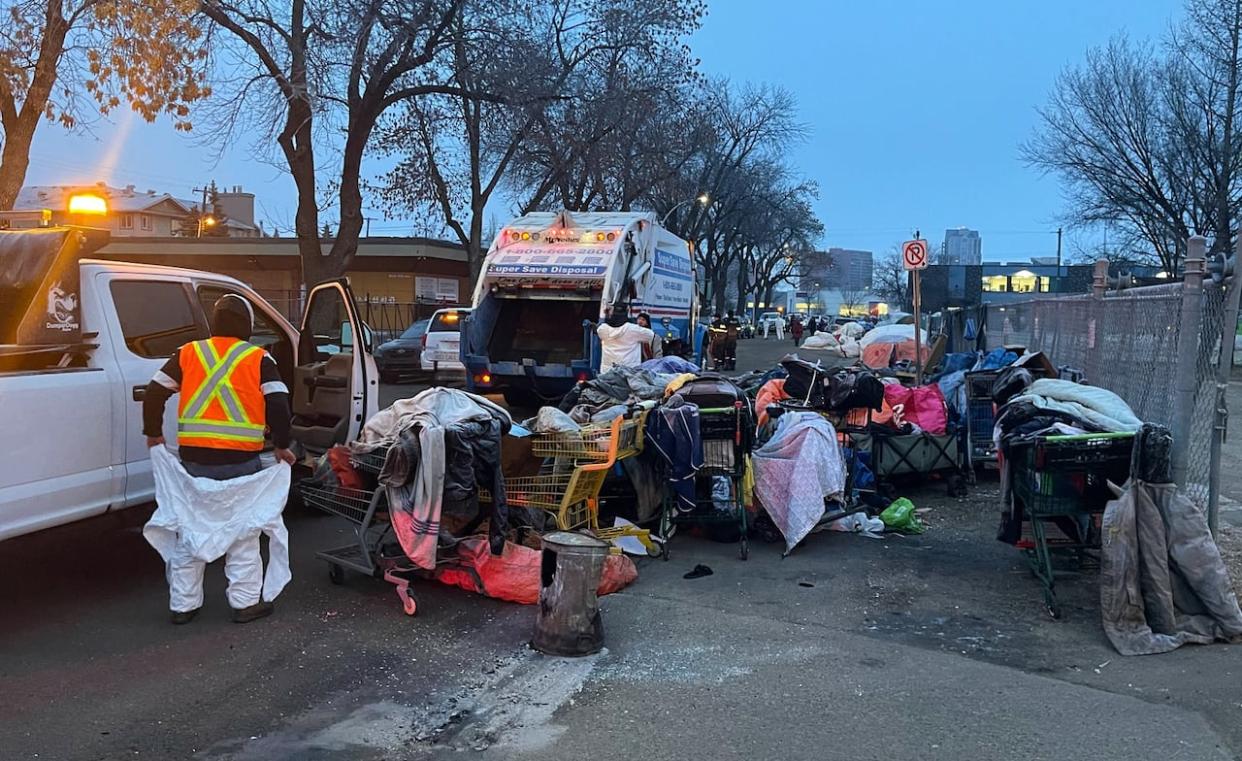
{"left": 434, "top": 538, "right": 637, "bottom": 604}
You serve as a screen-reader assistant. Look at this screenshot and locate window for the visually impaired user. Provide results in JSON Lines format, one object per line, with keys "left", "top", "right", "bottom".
{"left": 110, "top": 281, "right": 205, "bottom": 358}
{"left": 196, "top": 286, "right": 283, "bottom": 351}
{"left": 429, "top": 309, "right": 468, "bottom": 333}
{"left": 140, "top": 214, "right": 151, "bottom": 231}
{"left": 119, "top": 214, "right": 134, "bottom": 230}
{"left": 981, "top": 275, "right": 1009, "bottom": 293}
{"left": 304, "top": 286, "right": 353, "bottom": 357}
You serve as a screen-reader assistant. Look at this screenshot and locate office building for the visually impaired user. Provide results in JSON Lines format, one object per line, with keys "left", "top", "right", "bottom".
{"left": 942, "top": 227, "right": 982, "bottom": 265}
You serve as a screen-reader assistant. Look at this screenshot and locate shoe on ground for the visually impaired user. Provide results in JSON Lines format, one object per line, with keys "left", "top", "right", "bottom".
{"left": 170, "top": 608, "right": 200, "bottom": 625}
{"left": 231, "top": 601, "right": 274, "bottom": 624}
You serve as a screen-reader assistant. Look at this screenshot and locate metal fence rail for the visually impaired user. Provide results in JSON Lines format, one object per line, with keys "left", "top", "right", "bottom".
{"left": 986, "top": 237, "right": 1240, "bottom": 531}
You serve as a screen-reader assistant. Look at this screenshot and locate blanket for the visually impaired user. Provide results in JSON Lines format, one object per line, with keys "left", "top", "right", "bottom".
{"left": 752, "top": 411, "right": 847, "bottom": 553}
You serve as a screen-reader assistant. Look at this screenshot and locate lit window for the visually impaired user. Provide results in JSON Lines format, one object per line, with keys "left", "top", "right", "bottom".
{"left": 1040, "top": 276, "right": 1050, "bottom": 292}
{"left": 981, "top": 275, "right": 1008, "bottom": 292}
{"left": 119, "top": 213, "right": 133, "bottom": 230}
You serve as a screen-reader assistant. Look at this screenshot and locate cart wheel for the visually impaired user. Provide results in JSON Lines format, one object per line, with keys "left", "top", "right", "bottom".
{"left": 328, "top": 564, "right": 345, "bottom": 585}
{"left": 402, "top": 593, "right": 418, "bottom": 617}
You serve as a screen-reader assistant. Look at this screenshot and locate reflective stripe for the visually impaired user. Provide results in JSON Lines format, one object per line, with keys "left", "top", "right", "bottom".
{"left": 216, "top": 384, "right": 248, "bottom": 422}
{"left": 260, "top": 380, "right": 289, "bottom": 395}
{"left": 152, "top": 370, "right": 180, "bottom": 391}
{"left": 178, "top": 420, "right": 265, "bottom": 437}
{"left": 182, "top": 341, "right": 262, "bottom": 419}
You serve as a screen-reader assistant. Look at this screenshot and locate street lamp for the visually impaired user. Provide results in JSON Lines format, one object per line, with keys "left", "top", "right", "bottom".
{"left": 660, "top": 193, "right": 710, "bottom": 225}
{"left": 197, "top": 213, "right": 217, "bottom": 238}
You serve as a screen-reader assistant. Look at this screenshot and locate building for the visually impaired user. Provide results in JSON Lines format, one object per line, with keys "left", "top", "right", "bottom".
{"left": 91, "top": 236, "right": 470, "bottom": 322}
{"left": 798, "top": 248, "right": 873, "bottom": 292}
{"left": 826, "top": 247, "right": 873, "bottom": 291}
{"left": 941, "top": 227, "right": 982, "bottom": 265}
{"left": 14, "top": 183, "right": 261, "bottom": 238}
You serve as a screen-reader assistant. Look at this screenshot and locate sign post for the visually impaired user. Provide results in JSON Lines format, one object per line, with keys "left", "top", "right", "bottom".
{"left": 901, "top": 237, "right": 930, "bottom": 385}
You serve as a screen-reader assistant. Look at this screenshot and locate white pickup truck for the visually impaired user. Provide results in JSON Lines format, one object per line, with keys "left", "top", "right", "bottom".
{"left": 0, "top": 227, "right": 379, "bottom": 541}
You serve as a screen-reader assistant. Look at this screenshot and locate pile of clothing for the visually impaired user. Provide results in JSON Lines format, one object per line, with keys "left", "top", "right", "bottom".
{"left": 351, "top": 387, "right": 512, "bottom": 570}
{"left": 994, "top": 378, "right": 1141, "bottom": 545}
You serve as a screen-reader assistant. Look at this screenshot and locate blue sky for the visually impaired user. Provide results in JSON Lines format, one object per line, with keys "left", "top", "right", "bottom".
{"left": 25, "top": 0, "right": 1177, "bottom": 261}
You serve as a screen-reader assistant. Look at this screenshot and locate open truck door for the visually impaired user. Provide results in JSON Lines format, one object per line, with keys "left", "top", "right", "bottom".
{"left": 291, "top": 279, "right": 379, "bottom": 456}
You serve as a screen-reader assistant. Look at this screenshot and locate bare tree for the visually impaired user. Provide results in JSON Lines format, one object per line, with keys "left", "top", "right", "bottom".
{"left": 201, "top": 0, "right": 464, "bottom": 284}
{"left": 872, "top": 245, "right": 910, "bottom": 309}
{"left": 1025, "top": 0, "right": 1242, "bottom": 273}
{"left": 0, "top": 0, "right": 208, "bottom": 208}
{"left": 838, "top": 285, "right": 870, "bottom": 317}
{"left": 375, "top": 0, "right": 705, "bottom": 280}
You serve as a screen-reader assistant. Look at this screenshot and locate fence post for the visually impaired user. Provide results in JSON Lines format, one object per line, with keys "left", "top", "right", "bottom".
{"left": 1092, "top": 260, "right": 1109, "bottom": 296}
{"left": 1171, "top": 238, "right": 1207, "bottom": 487}
{"left": 1207, "top": 229, "right": 1242, "bottom": 535}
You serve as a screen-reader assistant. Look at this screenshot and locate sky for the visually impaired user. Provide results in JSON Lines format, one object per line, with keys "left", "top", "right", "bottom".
{"left": 24, "top": 0, "right": 1179, "bottom": 262}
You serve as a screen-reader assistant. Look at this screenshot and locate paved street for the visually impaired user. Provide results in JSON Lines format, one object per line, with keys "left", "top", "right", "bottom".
{"left": 3, "top": 338, "right": 1241, "bottom": 760}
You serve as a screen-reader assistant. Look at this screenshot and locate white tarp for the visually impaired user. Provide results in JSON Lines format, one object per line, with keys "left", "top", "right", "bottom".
{"left": 858, "top": 323, "right": 916, "bottom": 347}
{"left": 752, "top": 411, "right": 847, "bottom": 553}
{"left": 143, "top": 446, "right": 293, "bottom": 602}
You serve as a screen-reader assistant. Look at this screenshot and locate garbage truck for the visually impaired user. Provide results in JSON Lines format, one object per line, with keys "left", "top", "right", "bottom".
{"left": 462, "top": 210, "right": 698, "bottom": 405}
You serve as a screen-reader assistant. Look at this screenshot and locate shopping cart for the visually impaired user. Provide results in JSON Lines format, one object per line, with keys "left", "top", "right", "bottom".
{"left": 299, "top": 449, "right": 430, "bottom": 616}
{"left": 964, "top": 369, "right": 1000, "bottom": 475}
{"left": 480, "top": 412, "right": 657, "bottom": 553}
{"left": 1008, "top": 431, "right": 1134, "bottom": 619}
{"left": 659, "top": 400, "right": 754, "bottom": 560}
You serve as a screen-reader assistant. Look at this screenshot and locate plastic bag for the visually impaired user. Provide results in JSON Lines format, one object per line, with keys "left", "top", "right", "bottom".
{"left": 880, "top": 498, "right": 926, "bottom": 534}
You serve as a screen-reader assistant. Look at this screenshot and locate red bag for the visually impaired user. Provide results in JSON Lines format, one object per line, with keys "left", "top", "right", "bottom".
{"left": 434, "top": 538, "right": 637, "bottom": 604}
{"left": 326, "top": 445, "right": 364, "bottom": 490}
{"left": 882, "top": 384, "right": 947, "bottom": 435}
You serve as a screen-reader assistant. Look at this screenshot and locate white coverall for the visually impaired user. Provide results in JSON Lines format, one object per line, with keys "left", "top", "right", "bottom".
{"left": 763, "top": 318, "right": 784, "bottom": 340}
{"left": 145, "top": 446, "right": 292, "bottom": 612}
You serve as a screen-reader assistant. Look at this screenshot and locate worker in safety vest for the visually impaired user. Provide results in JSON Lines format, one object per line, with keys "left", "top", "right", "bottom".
{"left": 142, "top": 294, "right": 295, "bottom": 625}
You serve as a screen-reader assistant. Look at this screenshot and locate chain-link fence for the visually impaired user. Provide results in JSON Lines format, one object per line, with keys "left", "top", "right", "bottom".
{"left": 254, "top": 289, "right": 449, "bottom": 345}
{"left": 986, "top": 253, "right": 1239, "bottom": 528}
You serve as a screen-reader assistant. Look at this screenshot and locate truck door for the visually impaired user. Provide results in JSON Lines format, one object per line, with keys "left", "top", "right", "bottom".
{"left": 103, "top": 275, "right": 208, "bottom": 506}
{"left": 291, "top": 280, "right": 378, "bottom": 455}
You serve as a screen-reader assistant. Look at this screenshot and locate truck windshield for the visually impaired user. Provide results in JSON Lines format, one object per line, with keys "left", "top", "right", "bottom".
{"left": 488, "top": 299, "right": 598, "bottom": 364}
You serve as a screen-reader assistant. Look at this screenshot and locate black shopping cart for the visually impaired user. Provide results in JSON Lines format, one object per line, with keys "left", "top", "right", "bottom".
{"left": 660, "top": 400, "right": 754, "bottom": 560}
{"left": 1008, "top": 431, "right": 1134, "bottom": 619}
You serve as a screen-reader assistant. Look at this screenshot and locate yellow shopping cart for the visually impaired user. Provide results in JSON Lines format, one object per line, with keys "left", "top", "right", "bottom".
{"left": 482, "top": 412, "right": 657, "bottom": 554}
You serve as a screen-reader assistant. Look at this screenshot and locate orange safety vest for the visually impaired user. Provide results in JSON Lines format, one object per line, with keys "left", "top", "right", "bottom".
{"left": 176, "top": 337, "right": 267, "bottom": 451}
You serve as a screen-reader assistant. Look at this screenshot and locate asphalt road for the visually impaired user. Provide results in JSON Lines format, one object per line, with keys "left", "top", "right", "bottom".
{"left": 3, "top": 337, "right": 1240, "bottom": 760}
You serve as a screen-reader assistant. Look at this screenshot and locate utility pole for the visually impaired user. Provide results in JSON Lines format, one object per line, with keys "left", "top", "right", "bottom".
{"left": 365, "top": 217, "right": 372, "bottom": 238}
{"left": 192, "top": 182, "right": 216, "bottom": 238}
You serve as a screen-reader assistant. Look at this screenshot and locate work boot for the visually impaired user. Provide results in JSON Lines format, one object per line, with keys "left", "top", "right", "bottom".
{"left": 170, "top": 608, "right": 200, "bottom": 625}
{"left": 231, "top": 601, "right": 274, "bottom": 624}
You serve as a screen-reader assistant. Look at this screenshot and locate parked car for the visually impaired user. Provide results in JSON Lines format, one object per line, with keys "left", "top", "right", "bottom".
{"left": 423, "top": 307, "right": 470, "bottom": 374}
{"left": 375, "top": 317, "right": 431, "bottom": 383}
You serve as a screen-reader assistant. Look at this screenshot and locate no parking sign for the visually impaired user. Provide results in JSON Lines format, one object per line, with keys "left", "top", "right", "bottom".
{"left": 902, "top": 239, "right": 929, "bottom": 270}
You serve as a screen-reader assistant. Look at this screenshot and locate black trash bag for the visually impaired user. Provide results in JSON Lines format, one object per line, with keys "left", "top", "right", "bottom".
{"left": 779, "top": 354, "right": 828, "bottom": 407}
{"left": 827, "top": 368, "right": 885, "bottom": 412}
{"left": 991, "top": 366, "right": 1033, "bottom": 406}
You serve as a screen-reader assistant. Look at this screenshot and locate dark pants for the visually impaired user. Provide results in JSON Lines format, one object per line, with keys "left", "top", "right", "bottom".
{"left": 182, "top": 457, "right": 263, "bottom": 480}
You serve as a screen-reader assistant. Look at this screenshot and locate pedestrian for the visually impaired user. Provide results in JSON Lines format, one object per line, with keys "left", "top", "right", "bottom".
{"left": 142, "top": 294, "right": 297, "bottom": 625}
{"left": 791, "top": 316, "right": 804, "bottom": 346}
{"left": 723, "top": 310, "right": 741, "bottom": 369}
{"left": 596, "top": 304, "right": 656, "bottom": 372}
{"left": 774, "top": 314, "right": 785, "bottom": 340}
{"left": 636, "top": 311, "right": 663, "bottom": 361}
{"left": 806, "top": 316, "right": 819, "bottom": 337}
